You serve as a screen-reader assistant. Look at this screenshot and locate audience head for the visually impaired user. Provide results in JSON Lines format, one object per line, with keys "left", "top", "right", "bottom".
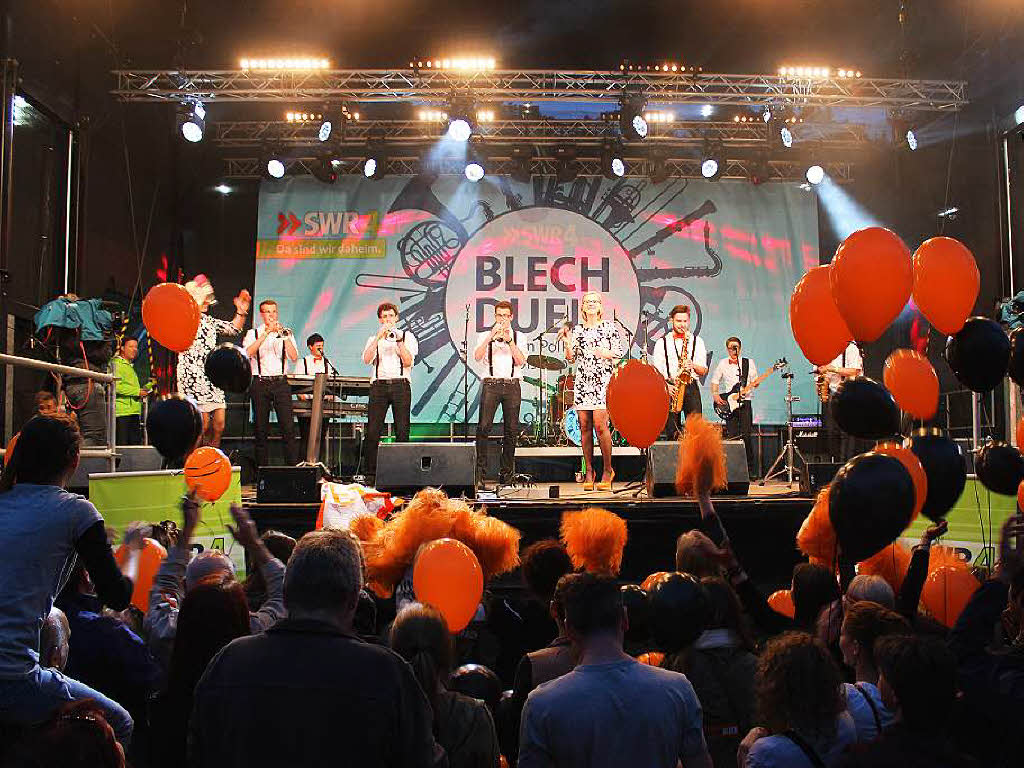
{"left": 283, "top": 529, "right": 365, "bottom": 627}
{"left": 875, "top": 634, "right": 957, "bottom": 731}
{"left": 839, "top": 600, "right": 910, "bottom": 676}
{"left": 389, "top": 603, "right": 452, "bottom": 729}
{"left": 6, "top": 700, "right": 125, "bottom": 767}
{"left": 621, "top": 584, "right": 652, "bottom": 649}
{"left": 674, "top": 530, "right": 724, "bottom": 578}
{"left": 520, "top": 538, "right": 573, "bottom": 604}
{"left": 34, "top": 391, "right": 58, "bottom": 415}
{"left": 449, "top": 664, "right": 502, "bottom": 713}
{"left": 845, "top": 574, "right": 895, "bottom": 608}
{"left": 560, "top": 572, "right": 625, "bottom": 645}
{"left": 0, "top": 413, "right": 81, "bottom": 491}
{"left": 184, "top": 550, "right": 236, "bottom": 591}
{"left": 701, "top": 576, "right": 755, "bottom": 651}
{"left": 791, "top": 562, "right": 840, "bottom": 628}
{"left": 39, "top": 606, "right": 71, "bottom": 671}
{"left": 167, "top": 573, "right": 249, "bottom": 695}
{"left": 756, "top": 632, "right": 844, "bottom": 740}
{"left": 1007, "top": 564, "right": 1024, "bottom": 643}
{"left": 243, "top": 530, "right": 295, "bottom": 600}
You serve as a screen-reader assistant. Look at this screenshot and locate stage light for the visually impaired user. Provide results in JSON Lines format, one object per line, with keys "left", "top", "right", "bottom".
{"left": 447, "top": 117, "right": 472, "bottom": 142}
{"left": 465, "top": 162, "right": 485, "bottom": 182}
{"left": 318, "top": 119, "right": 332, "bottom": 142}
{"left": 363, "top": 157, "right": 379, "bottom": 178}
{"left": 311, "top": 155, "right": 338, "bottom": 184}
{"left": 601, "top": 141, "right": 625, "bottom": 179}
{"left": 701, "top": 138, "right": 723, "bottom": 180}
{"left": 241, "top": 57, "right": 329, "bottom": 70}
{"left": 476, "top": 109, "right": 496, "bottom": 123}
{"left": 214, "top": 184, "right": 232, "bottom": 195}
{"left": 701, "top": 104, "right": 714, "bottom": 118}
{"left": 620, "top": 99, "right": 648, "bottom": 140}
{"left": 510, "top": 146, "right": 533, "bottom": 183}
{"left": 643, "top": 111, "right": 674, "bottom": 124}
{"left": 806, "top": 164, "right": 825, "bottom": 185}
{"left": 906, "top": 128, "right": 918, "bottom": 151}
{"left": 762, "top": 107, "right": 772, "bottom": 123}
{"left": 179, "top": 102, "right": 205, "bottom": 143}
{"left": 1015, "top": 105, "right": 1024, "bottom": 125}
{"left": 701, "top": 159, "right": 719, "bottom": 179}
{"left": 554, "top": 146, "right": 579, "bottom": 184}
{"left": 266, "top": 158, "right": 285, "bottom": 179}
{"left": 780, "top": 126, "right": 794, "bottom": 148}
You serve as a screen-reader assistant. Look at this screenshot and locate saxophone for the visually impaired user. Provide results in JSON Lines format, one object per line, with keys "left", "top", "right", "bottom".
{"left": 670, "top": 334, "right": 693, "bottom": 413}
{"left": 816, "top": 371, "right": 831, "bottom": 403}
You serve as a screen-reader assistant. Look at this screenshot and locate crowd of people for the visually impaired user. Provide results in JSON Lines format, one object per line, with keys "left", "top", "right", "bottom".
{"left": 0, "top": 412, "right": 1022, "bottom": 767}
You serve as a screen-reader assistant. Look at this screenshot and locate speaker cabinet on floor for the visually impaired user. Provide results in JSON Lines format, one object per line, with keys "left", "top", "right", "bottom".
{"left": 799, "top": 462, "right": 843, "bottom": 494}
{"left": 376, "top": 442, "right": 476, "bottom": 497}
{"left": 646, "top": 439, "right": 750, "bottom": 497}
{"left": 256, "top": 465, "right": 324, "bottom": 503}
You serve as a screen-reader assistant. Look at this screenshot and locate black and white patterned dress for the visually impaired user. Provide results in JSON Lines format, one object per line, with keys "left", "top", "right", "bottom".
{"left": 570, "top": 321, "right": 624, "bottom": 410}
{"left": 176, "top": 313, "right": 241, "bottom": 413}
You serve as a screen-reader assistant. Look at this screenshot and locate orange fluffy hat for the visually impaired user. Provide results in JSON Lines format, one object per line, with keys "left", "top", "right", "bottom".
{"left": 560, "top": 506, "right": 628, "bottom": 576}
{"left": 351, "top": 487, "right": 521, "bottom": 597}
{"left": 675, "top": 414, "right": 727, "bottom": 496}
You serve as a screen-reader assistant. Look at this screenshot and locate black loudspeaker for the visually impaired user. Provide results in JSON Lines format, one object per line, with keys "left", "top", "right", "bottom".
{"left": 646, "top": 439, "right": 749, "bottom": 497}
{"left": 376, "top": 442, "right": 476, "bottom": 497}
{"left": 800, "top": 461, "right": 843, "bottom": 494}
{"left": 256, "top": 465, "right": 323, "bottom": 503}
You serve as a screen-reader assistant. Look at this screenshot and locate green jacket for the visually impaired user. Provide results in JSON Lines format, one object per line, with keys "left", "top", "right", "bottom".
{"left": 111, "top": 355, "right": 145, "bottom": 417}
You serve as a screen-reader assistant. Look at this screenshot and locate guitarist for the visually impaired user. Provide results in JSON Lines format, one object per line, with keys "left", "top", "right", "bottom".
{"left": 711, "top": 337, "right": 758, "bottom": 477}
{"left": 651, "top": 304, "right": 708, "bottom": 439}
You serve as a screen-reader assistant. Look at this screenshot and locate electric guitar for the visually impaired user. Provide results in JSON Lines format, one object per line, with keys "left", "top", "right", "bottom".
{"left": 714, "top": 358, "right": 787, "bottom": 420}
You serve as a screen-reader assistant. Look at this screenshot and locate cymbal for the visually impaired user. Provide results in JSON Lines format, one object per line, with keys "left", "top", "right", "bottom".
{"left": 523, "top": 375, "right": 557, "bottom": 391}
{"left": 526, "top": 354, "right": 566, "bottom": 371}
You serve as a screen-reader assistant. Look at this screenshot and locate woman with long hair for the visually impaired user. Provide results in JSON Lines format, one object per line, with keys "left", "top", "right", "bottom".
{"left": 177, "top": 275, "right": 251, "bottom": 447}
{"left": 149, "top": 573, "right": 250, "bottom": 767}
{"left": 739, "top": 632, "right": 856, "bottom": 767}
{"left": 0, "top": 414, "right": 134, "bottom": 745}
{"left": 389, "top": 604, "right": 500, "bottom": 768}
{"left": 558, "top": 292, "right": 624, "bottom": 491}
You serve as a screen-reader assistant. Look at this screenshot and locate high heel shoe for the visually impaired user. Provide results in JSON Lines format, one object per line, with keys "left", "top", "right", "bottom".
{"left": 582, "top": 475, "right": 596, "bottom": 491}
{"left": 595, "top": 470, "right": 615, "bottom": 492}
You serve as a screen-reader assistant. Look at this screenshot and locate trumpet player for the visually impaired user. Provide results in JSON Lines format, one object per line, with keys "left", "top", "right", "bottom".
{"left": 244, "top": 298, "right": 300, "bottom": 466}
{"left": 362, "top": 301, "right": 418, "bottom": 482}
{"left": 651, "top": 304, "right": 708, "bottom": 439}
{"left": 473, "top": 300, "right": 526, "bottom": 488}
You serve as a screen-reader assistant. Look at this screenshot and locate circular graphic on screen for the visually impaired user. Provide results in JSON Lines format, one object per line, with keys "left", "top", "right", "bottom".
{"left": 443, "top": 208, "right": 642, "bottom": 381}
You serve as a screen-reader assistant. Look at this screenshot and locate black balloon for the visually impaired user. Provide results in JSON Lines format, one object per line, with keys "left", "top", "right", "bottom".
{"left": 146, "top": 395, "right": 202, "bottom": 461}
{"left": 204, "top": 344, "right": 252, "bottom": 393}
{"left": 945, "top": 317, "right": 1010, "bottom": 393}
{"left": 621, "top": 584, "right": 652, "bottom": 648}
{"left": 829, "top": 452, "right": 914, "bottom": 562}
{"left": 646, "top": 572, "right": 710, "bottom": 654}
{"left": 975, "top": 441, "right": 1024, "bottom": 496}
{"left": 1008, "top": 328, "right": 1024, "bottom": 388}
{"left": 906, "top": 429, "right": 967, "bottom": 521}
{"left": 830, "top": 377, "right": 901, "bottom": 440}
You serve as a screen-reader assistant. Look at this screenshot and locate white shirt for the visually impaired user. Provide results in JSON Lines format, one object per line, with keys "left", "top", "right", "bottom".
{"left": 711, "top": 357, "right": 759, "bottom": 398}
{"left": 363, "top": 329, "right": 419, "bottom": 382}
{"left": 294, "top": 355, "right": 329, "bottom": 375}
{"left": 242, "top": 326, "right": 292, "bottom": 377}
{"left": 827, "top": 342, "right": 863, "bottom": 392}
{"left": 651, "top": 333, "right": 708, "bottom": 383}
{"left": 476, "top": 331, "right": 523, "bottom": 380}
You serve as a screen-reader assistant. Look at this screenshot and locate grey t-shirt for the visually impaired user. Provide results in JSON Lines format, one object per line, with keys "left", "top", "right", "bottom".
{"left": 842, "top": 682, "right": 894, "bottom": 743}
{"left": 0, "top": 484, "right": 102, "bottom": 678}
{"left": 744, "top": 713, "right": 857, "bottom": 768}
{"left": 519, "top": 657, "right": 707, "bottom": 768}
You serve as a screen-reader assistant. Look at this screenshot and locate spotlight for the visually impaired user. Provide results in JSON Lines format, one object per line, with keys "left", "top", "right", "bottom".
{"left": 762, "top": 107, "right": 772, "bottom": 123}
{"left": 701, "top": 159, "right": 719, "bottom": 179}
{"left": 318, "top": 116, "right": 333, "bottom": 142}
{"left": 906, "top": 129, "right": 918, "bottom": 151}
{"left": 179, "top": 102, "right": 206, "bottom": 143}
{"left": 620, "top": 99, "right": 648, "bottom": 140}
{"left": 363, "top": 142, "right": 386, "bottom": 179}
{"left": 447, "top": 117, "right": 472, "bottom": 142}
{"left": 649, "top": 152, "right": 670, "bottom": 184}
{"left": 700, "top": 104, "right": 714, "bottom": 118}
{"left": 311, "top": 154, "right": 338, "bottom": 184}
{"left": 554, "top": 146, "right": 579, "bottom": 184}
{"left": 780, "top": 126, "right": 794, "bottom": 148}
{"left": 465, "top": 161, "right": 485, "bottom": 182}
{"left": 600, "top": 141, "right": 625, "bottom": 179}
{"left": 701, "top": 139, "right": 723, "bottom": 180}
{"left": 806, "top": 164, "right": 825, "bottom": 185}
{"left": 214, "top": 184, "right": 232, "bottom": 195}
{"left": 510, "top": 145, "right": 533, "bottom": 184}
{"left": 266, "top": 158, "right": 285, "bottom": 179}
{"left": 1016, "top": 105, "right": 1024, "bottom": 126}
{"left": 363, "top": 158, "right": 378, "bottom": 178}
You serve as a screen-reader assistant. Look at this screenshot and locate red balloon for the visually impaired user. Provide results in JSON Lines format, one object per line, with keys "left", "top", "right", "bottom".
{"left": 767, "top": 589, "right": 795, "bottom": 619}
{"left": 921, "top": 564, "right": 979, "bottom": 628}
{"left": 606, "top": 360, "right": 670, "bottom": 449}
{"left": 830, "top": 227, "right": 913, "bottom": 343}
{"left": 790, "top": 265, "right": 852, "bottom": 366}
{"left": 1016, "top": 417, "right": 1024, "bottom": 453}
{"left": 883, "top": 349, "right": 939, "bottom": 420}
{"left": 142, "top": 283, "right": 201, "bottom": 352}
{"left": 184, "top": 446, "right": 233, "bottom": 502}
{"left": 413, "top": 538, "right": 483, "bottom": 633}
{"left": 913, "top": 237, "right": 980, "bottom": 335}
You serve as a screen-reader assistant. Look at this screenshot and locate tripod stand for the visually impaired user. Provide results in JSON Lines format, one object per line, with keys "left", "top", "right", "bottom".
{"left": 761, "top": 370, "right": 806, "bottom": 487}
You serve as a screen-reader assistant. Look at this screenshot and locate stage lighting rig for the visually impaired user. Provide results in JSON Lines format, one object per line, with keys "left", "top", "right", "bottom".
{"left": 263, "top": 151, "right": 286, "bottom": 180}
{"left": 643, "top": 111, "right": 675, "bottom": 124}
{"left": 409, "top": 57, "right": 496, "bottom": 72}
{"left": 240, "top": 57, "right": 330, "bottom": 70}
{"left": 619, "top": 60, "right": 702, "bottom": 73}
{"left": 701, "top": 138, "right": 724, "bottom": 180}
{"left": 620, "top": 97, "right": 649, "bottom": 141}
{"left": 178, "top": 102, "right": 205, "bottom": 143}
{"left": 805, "top": 164, "right": 825, "bottom": 185}
{"left": 600, "top": 141, "right": 625, "bottom": 179}
{"left": 311, "top": 154, "right": 338, "bottom": 184}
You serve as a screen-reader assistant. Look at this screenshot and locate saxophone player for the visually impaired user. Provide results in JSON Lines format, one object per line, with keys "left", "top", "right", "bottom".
{"left": 816, "top": 341, "right": 863, "bottom": 461}
{"left": 652, "top": 304, "right": 708, "bottom": 439}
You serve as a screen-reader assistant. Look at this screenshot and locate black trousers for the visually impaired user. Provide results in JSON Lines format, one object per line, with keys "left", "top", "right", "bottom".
{"left": 664, "top": 384, "right": 703, "bottom": 439}
{"left": 365, "top": 379, "right": 411, "bottom": 477}
{"left": 821, "top": 400, "right": 857, "bottom": 462}
{"left": 65, "top": 380, "right": 107, "bottom": 446}
{"left": 115, "top": 415, "right": 143, "bottom": 446}
{"left": 251, "top": 377, "right": 299, "bottom": 467}
{"left": 723, "top": 401, "right": 756, "bottom": 477}
{"left": 476, "top": 379, "right": 521, "bottom": 481}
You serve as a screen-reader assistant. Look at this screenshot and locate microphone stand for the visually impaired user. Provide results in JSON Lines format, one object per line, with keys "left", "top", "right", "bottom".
{"left": 320, "top": 354, "right": 339, "bottom": 474}
{"left": 463, "top": 304, "right": 471, "bottom": 443}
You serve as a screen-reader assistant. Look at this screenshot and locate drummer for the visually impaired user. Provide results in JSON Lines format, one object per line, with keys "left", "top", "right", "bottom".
{"left": 473, "top": 300, "right": 526, "bottom": 488}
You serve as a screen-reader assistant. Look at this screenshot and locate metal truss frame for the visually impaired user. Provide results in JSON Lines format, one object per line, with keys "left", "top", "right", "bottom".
{"left": 113, "top": 68, "right": 967, "bottom": 112}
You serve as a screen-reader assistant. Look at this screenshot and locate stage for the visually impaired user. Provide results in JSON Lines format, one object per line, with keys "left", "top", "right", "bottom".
{"left": 245, "top": 480, "right": 812, "bottom": 588}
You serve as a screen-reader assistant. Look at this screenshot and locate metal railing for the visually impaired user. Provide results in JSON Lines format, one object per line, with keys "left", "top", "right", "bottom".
{"left": 0, "top": 352, "right": 118, "bottom": 472}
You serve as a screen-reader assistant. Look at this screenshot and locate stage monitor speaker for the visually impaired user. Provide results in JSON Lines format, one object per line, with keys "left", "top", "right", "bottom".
{"left": 67, "top": 446, "right": 166, "bottom": 490}
{"left": 257, "top": 465, "right": 323, "bottom": 503}
{"left": 646, "top": 439, "right": 749, "bottom": 498}
{"left": 376, "top": 442, "right": 476, "bottom": 497}
{"left": 800, "top": 462, "right": 843, "bottom": 494}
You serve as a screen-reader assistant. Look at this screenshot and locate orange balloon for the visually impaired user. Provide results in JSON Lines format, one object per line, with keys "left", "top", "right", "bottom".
{"left": 767, "top": 588, "right": 795, "bottom": 619}
{"left": 921, "top": 564, "right": 980, "bottom": 628}
{"left": 1018, "top": 480, "right": 1024, "bottom": 512}
{"left": 606, "top": 360, "right": 670, "bottom": 449}
{"left": 790, "top": 265, "right": 853, "bottom": 366}
{"left": 413, "top": 538, "right": 483, "bottom": 633}
{"left": 912, "top": 237, "right": 980, "bottom": 335}
{"left": 184, "top": 446, "right": 233, "bottom": 502}
{"left": 873, "top": 440, "right": 927, "bottom": 523}
{"left": 115, "top": 538, "right": 168, "bottom": 612}
{"left": 882, "top": 349, "right": 939, "bottom": 420}
{"left": 637, "top": 651, "right": 665, "bottom": 666}
{"left": 830, "top": 227, "right": 913, "bottom": 343}
{"left": 142, "top": 283, "right": 201, "bottom": 353}
{"left": 1017, "top": 417, "right": 1024, "bottom": 453}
